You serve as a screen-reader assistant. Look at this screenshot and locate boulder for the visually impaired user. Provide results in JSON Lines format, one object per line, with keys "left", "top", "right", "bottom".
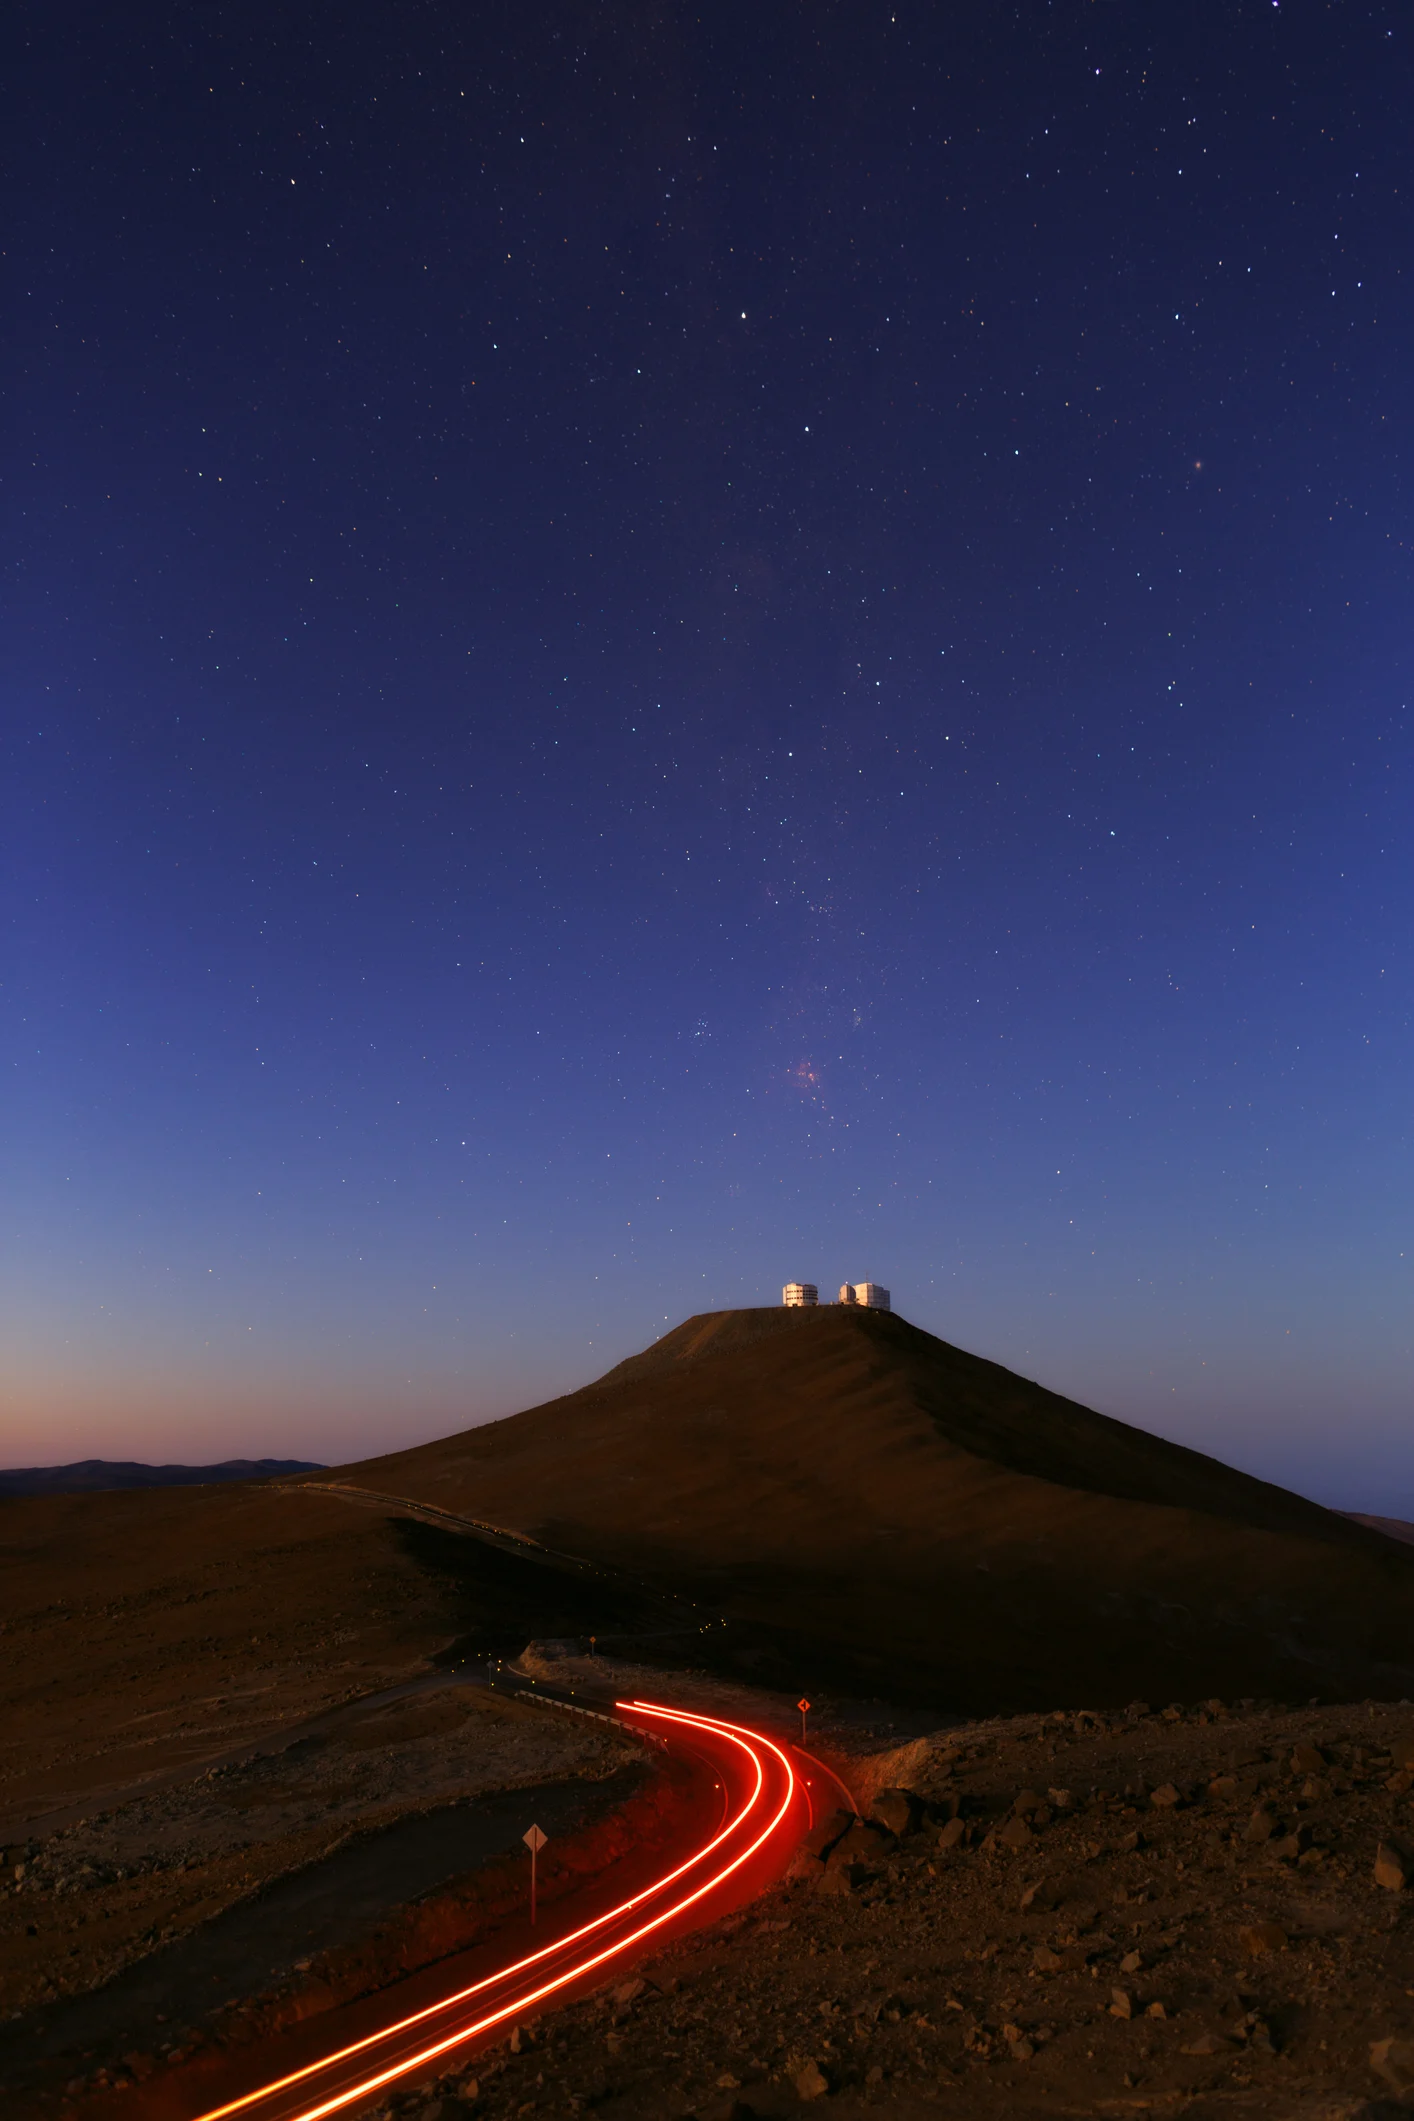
{"left": 801, "top": 1808, "right": 856, "bottom": 1861}
{"left": 1374, "top": 1843, "right": 1409, "bottom": 1892}
{"left": 785, "top": 1847, "right": 824, "bottom": 1884}
{"left": 1371, "top": 2037, "right": 1414, "bottom": 2095}
{"left": 827, "top": 1817, "right": 893, "bottom": 1865}
{"left": 815, "top": 1860, "right": 868, "bottom": 1896}
{"left": 793, "top": 2058, "right": 831, "bottom": 2100}
{"left": 935, "top": 1816, "right": 968, "bottom": 1851}
{"left": 1239, "top": 1921, "right": 1287, "bottom": 1955}
{"left": 869, "top": 1788, "right": 922, "bottom": 1837}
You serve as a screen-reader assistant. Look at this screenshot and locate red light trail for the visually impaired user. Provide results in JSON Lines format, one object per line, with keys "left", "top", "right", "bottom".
{"left": 176, "top": 1700, "right": 803, "bottom": 2121}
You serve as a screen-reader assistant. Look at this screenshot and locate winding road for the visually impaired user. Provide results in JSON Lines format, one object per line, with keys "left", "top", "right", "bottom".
{"left": 176, "top": 1700, "right": 809, "bottom": 2121}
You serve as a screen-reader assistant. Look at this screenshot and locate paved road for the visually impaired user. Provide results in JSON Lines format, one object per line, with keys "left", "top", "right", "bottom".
{"left": 161, "top": 1694, "right": 804, "bottom": 2121}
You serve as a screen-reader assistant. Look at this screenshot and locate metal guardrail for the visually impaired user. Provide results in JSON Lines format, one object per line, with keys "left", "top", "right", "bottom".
{"left": 484, "top": 1662, "right": 669, "bottom": 1748}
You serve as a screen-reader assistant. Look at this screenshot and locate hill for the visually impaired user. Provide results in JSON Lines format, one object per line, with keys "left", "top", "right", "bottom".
{"left": 0, "top": 1457, "right": 324, "bottom": 1498}
{"left": 324, "top": 1304, "right": 1414, "bottom": 1712}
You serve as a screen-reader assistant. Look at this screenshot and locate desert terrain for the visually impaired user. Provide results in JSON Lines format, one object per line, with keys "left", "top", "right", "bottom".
{"left": 6, "top": 1306, "right": 1414, "bottom": 2117}
{"left": 374, "top": 1684, "right": 1414, "bottom": 2121}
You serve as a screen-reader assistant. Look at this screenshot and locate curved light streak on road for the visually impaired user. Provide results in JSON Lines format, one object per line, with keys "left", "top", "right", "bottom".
{"left": 185, "top": 1702, "right": 799, "bottom": 2121}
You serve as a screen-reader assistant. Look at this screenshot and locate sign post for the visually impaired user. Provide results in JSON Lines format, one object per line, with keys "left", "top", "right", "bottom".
{"left": 797, "top": 1698, "right": 811, "bottom": 1744}
{"left": 523, "top": 1823, "right": 547, "bottom": 1925}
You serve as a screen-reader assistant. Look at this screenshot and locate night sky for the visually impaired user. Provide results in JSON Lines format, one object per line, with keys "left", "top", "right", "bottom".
{"left": 4, "top": 2, "right": 1411, "bottom": 1502}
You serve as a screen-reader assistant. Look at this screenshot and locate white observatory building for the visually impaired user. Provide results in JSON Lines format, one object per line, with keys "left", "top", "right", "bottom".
{"left": 838, "top": 1282, "right": 890, "bottom": 1310}
{"left": 782, "top": 1280, "right": 890, "bottom": 1310}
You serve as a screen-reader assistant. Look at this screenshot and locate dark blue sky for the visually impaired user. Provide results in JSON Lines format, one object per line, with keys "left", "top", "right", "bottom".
{"left": 3, "top": 0, "right": 1410, "bottom": 1498}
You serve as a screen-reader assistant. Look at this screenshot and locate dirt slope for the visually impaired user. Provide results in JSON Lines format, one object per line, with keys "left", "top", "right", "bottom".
{"left": 0, "top": 1480, "right": 655, "bottom": 1837}
{"left": 328, "top": 1306, "right": 1414, "bottom": 1712}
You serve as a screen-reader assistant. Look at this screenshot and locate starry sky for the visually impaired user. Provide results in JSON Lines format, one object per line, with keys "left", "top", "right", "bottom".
{"left": 3, "top": 1, "right": 1411, "bottom": 1499}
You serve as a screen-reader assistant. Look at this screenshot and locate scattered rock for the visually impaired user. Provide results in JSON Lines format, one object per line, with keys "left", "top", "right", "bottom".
{"left": 996, "top": 1816, "right": 1033, "bottom": 1850}
{"left": 1244, "top": 1808, "right": 1278, "bottom": 1842}
{"left": 934, "top": 1817, "right": 968, "bottom": 1851}
{"left": 1374, "top": 1843, "right": 1408, "bottom": 1892}
{"left": 1032, "top": 1945, "right": 1065, "bottom": 1973}
{"left": 1238, "top": 1920, "right": 1288, "bottom": 1955}
{"left": 793, "top": 2057, "right": 831, "bottom": 2100}
{"left": 1149, "top": 1783, "right": 1183, "bottom": 1808}
{"left": 611, "top": 1977, "right": 647, "bottom": 2006}
{"left": 1119, "top": 1949, "right": 1143, "bottom": 1973}
{"left": 1292, "top": 1743, "right": 1328, "bottom": 1775}
{"left": 1182, "top": 2031, "right": 1237, "bottom": 2056}
{"left": 1109, "top": 1988, "right": 1133, "bottom": 2019}
{"left": 1019, "top": 1876, "right": 1061, "bottom": 1910}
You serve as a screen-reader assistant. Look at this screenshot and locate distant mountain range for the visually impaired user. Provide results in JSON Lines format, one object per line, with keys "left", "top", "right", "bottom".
{"left": 0, "top": 1458, "right": 325, "bottom": 1498}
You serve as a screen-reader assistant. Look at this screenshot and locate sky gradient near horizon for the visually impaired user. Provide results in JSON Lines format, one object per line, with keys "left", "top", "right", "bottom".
{"left": 3, "top": 1, "right": 1411, "bottom": 1504}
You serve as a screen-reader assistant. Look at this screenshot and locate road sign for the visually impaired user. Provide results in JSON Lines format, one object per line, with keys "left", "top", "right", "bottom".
{"left": 524, "top": 1822, "right": 547, "bottom": 1924}
{"left": 798, "top": 1697, "right": 811, "bottom": 1741}
{"left": 797, "top": 1699, "right": 811, "bottom": 1713}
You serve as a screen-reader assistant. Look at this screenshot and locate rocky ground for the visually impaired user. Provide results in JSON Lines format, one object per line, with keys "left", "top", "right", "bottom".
{"left": 375, "top": 1692, "right": 1414, "bottom": 2121}
{"left": 0, "top": 1680, "right": 637, "bottom": 2023}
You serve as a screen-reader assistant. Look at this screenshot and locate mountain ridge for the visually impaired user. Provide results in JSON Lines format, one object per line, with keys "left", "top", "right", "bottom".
{"left": 0, "top": 1458, "right": 325, "bottom": 1499}
{"left": 323, "top": 1305, "right": 1414, "bottom": 1711}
